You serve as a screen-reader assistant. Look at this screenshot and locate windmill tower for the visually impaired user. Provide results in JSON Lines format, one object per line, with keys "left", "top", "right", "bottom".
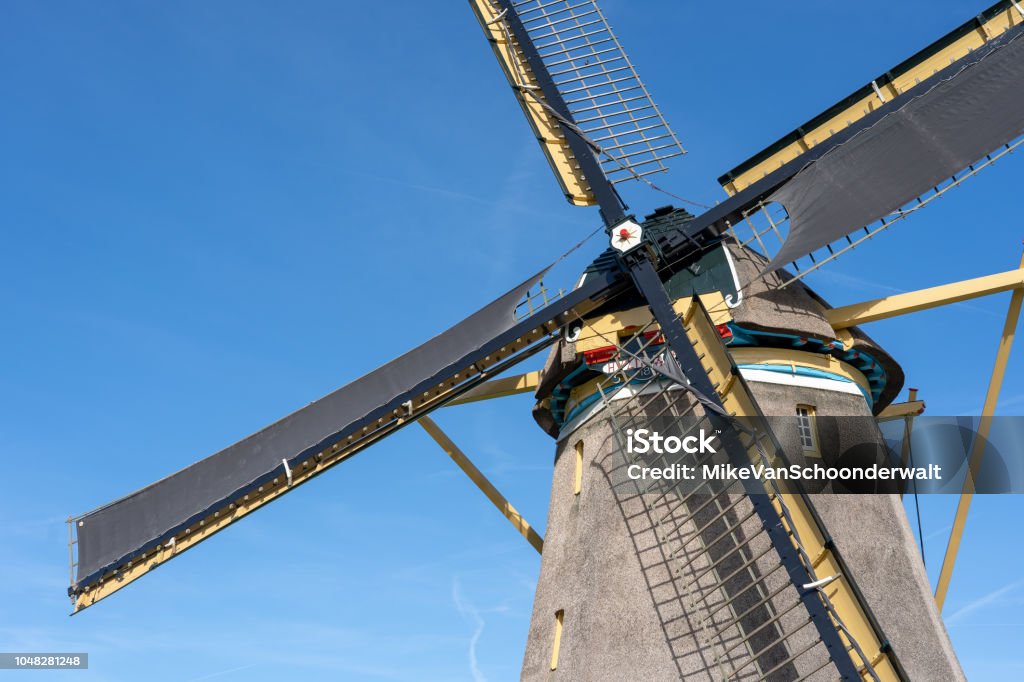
{"left": 66, "top": 1, "right": 1024, "bottom": 680}
{"left": 521, "top": 235, "right": 962, "bottom": 680}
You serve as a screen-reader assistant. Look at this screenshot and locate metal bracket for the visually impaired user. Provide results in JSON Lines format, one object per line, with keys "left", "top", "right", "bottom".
{"left": 870, "top": 79, "right": 887, "bottom": 104}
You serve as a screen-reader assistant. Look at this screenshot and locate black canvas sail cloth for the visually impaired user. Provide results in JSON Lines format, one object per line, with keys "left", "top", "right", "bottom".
{"left": 765, "top": 24, "right": 1024, "bottom": 273}
{"left": 72, "top": 268, "right": 552, "bottom": 592}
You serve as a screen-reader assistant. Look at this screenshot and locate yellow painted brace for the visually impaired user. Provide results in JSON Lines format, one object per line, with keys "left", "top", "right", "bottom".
{"left": 876, "top": 399, "right": 925, "bottom": 422}
{"left": 934, "top": 251, "right": 1024, "bottom": 611}
{"left": 419, "top": 416, "right": 544, "bottom": 554}
{"left": 822, "top": 258, "right": 1024, "bottom": 610}
{"left": 827, "top": 266, "right": 1024, "bottom": 329}
{"left": 445, "top": 370, "right": 541, "bottom": 406}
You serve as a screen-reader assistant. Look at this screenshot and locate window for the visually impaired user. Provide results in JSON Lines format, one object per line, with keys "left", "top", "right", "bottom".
{"left": 550, "top": 609, "right": 565, "bottom": 670}
{"left": 796, "top": 405, "right": 820, "bottom": 456}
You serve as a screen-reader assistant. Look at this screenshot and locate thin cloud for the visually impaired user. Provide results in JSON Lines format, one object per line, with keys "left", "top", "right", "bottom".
{"left": 809, "top": 269, "right": 907, "bottom": 296}
{"left": 948, "top": 392, "right": 1024, "bottom": 416}
{"left": 340, "top": 168, "right": 590, "bottom": 225}
{"left": 451, "top": 577, "right": 487, "bottom": 682}
{"left": 945, "top": 578, "right": 1024, "bottom": 626}
{"left": 185, "top": 663, "right": 259, "bottom": 682}
{"left": 922, "top": 523, "right": 952, "bottom": 543}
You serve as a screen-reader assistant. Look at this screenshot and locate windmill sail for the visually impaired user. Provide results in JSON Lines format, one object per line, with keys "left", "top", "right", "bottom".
{"left": 717, "top": 1, "right": 1024, "bottom": 273}
{"left": 68, "top": 266, "right": 622, "bottom": 611}
{"left": 470, "top": 0, "right": 685, "bottom": 224}
{"left": 718, "top": 1, "right": 1024, "bottom": 197}
{"left": 767, "top": 22, "right": 1024, "bottom": 271}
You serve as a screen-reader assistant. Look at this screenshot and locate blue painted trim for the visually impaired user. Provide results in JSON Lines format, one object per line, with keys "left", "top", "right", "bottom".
{"left": 562, "top": 391, "right": 604, "bottom": 427}
{"left": 724, "top": 321, "right": 887, "bottom": 404}
{"left": 550, "top": 363, "right": 591, "bottom": 422}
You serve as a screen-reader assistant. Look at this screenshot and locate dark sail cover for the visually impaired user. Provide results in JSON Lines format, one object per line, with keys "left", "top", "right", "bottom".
{"left": 766, "top": 25, "right": 1024, "bottom": 271}
{"left": 73, "top": 268, "right": 548, "bottom": 590}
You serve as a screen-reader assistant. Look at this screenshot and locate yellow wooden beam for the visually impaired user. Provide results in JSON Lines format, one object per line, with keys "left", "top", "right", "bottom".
{"left": 445, "top": 370, "right": 541, "bottom": 406}
{"left": 418, "top": 416, "right": 544, "bottom": 554}
{"left": 469, "top": 0, "right": 595, "bottom": 206}
{"left": 876, "top": 398, "right": 925, "bottom": 422}
{"left": 682, "top": 299, "right": 901, "bottom": 680}
{"left": 827, "top": 267, "right": 1024, "bottom": 329}
{"left": 935, "top": 254, "right": 1024, "bottom": 612}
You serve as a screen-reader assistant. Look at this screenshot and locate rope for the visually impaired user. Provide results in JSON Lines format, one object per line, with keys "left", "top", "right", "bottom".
{"left": 907, "top": 421, "right": 926, "bottom": 567}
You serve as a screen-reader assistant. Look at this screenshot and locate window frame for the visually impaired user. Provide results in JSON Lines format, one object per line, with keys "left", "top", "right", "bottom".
{"left": 796, "top": 404, "right": 821, "bottom": 457}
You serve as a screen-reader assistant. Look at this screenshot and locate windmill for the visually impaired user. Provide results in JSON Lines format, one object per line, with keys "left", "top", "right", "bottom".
{"left": 65, "top": 1, "right": 1024, "bottom": 679}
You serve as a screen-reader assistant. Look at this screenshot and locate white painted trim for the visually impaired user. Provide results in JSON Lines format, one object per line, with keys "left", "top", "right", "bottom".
{"left": 722, "top": 246, "right": 744, "bottom": 309}
{"left": 739, "top": 368, "right": 863, "bottom": 397}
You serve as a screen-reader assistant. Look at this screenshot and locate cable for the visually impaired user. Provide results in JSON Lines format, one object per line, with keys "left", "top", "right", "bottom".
{"left": 907, "top": 420, "right": 926, "bottom": 567}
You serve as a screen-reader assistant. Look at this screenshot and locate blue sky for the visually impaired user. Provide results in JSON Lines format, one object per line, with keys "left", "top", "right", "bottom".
{"left": 2, "top": 1, "right": 1023, "bottom": 679}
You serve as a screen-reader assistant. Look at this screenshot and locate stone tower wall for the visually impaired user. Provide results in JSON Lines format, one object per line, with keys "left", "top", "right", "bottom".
{"left": 521, "top": 376, "right": 964, "bottom": 681}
